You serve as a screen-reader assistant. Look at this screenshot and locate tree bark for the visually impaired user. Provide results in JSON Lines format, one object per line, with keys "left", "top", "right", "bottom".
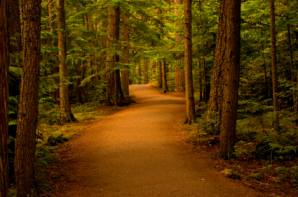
{"left": 0, "top": 0, "right": 9, "bottom": 195}
{"left": 269, "top": 0, "right": 279, "bottom": 129}
{"left": 218, "top": 0, "right": 241, "bottom": 159}
{"left": 106, "top": 5, "right": 124, "bottom": 105}
{"left": 121, "top": 14, "right": 130, "bottom": 97}
{"left": 184, "top": 0, "right": 196, "bottom": 124}
{"left": 57, "top": 0, "right": 75, "bottom": 123}
{"left": 207, "top": 0, "right": 225, "bottom": 119}
{"left": 174, "top": 0, "right": 185, "bottom": 92}
{"left": 14, "top": 0, "right": 41, "bottom": 196}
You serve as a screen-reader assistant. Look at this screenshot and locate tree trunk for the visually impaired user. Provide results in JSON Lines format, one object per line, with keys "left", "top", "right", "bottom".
{"left": 57, "top": 0, "right": 75, "bottom": 123}
{"left": 121, "top": 14, "right": 130, "bottom": 97}
{"left": 207, "top": 0, "right": 226, "bottom": 119}
{"left": 0, "top": 0, "right": 9, "bottom": 195}
{"left": 218, "top": 0, "right": 241, "bottom": 159}
{"left": 158, "top": 61, "right": 163, "bottom": 88}
{"left": 106, "top": 5, "right": 124, "bottom": 105}
{"left": 161, "top": 60, "right": 168, "bottom": 93}
{"left": 14, "top": 0, "right": 41, "bottom": 196}
{"left": 184, "top": 0, "right": 196, "bottom": 124}
{"left": 144, "top": 59, "right": 149, "bottom": 84}
{"left": 269, "top": 0, "right": 279, "bottom": 129}
{"left": 174, "top": 0, "right": 185, "bottom": 92}
{"left": 7, "top": 0, "right": 21, "bottom": 66}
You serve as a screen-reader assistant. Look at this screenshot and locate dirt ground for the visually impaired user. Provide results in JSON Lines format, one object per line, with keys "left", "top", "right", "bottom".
{"left": 51, "top": 85, "right": 261, "bottom": 197}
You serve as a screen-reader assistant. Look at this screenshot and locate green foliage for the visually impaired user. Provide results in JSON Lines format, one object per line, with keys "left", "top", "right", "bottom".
{"left": 234, "top": 141, "right": 256, "bottom": 160}
{"left": 47, "top": 134, "right": 69, "bottom": 146}
{"left": 197, "top": 112, "right": 220, "bottom": 136}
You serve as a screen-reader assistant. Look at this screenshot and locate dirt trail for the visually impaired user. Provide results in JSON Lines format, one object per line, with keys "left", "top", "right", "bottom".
{"left": 53, "top": 85, "right": 260, "bottom": 197}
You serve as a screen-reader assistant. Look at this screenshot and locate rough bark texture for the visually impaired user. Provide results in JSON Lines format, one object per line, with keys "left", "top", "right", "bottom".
{"left": 57, "top": 0, "right": 75, "bottom": 123}
{"left": 218, "top": 0, "right": 241, "bottom": 159}
{"left": 269, "top": 0, "right": 279, "bottom": 129}
{"left": 14, "top": 0, "right": 41, "bottom": 196}
{"left": 106, "top": 5, "right": 124, "bottom": 105}
{"left": 184, "top": 0, "right": 196, "bottom": 124}
{"left": 207, "top": 1, "right": 225, "bottom": 118}
{"left": 121, "top": 14, "right": 130, "bottom": 97}
{"left": 0, "top": 0, "right": 9, "bottom": 196}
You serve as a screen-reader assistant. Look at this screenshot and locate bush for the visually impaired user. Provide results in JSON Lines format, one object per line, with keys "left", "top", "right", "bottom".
{"left": 234, "top": 141, "right": 256, "bottom": 160}
{"left": 47, "top": 134, "right": 69, "bottom": 146}
{"left": 290, "top": 166, "right": 298, "bottom": 187}
{"left": 198, "top": 112, "right": 220, "bottom": 135}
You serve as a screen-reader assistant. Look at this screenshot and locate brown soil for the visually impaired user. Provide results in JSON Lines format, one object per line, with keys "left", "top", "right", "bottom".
{"left": 50, "top": 85, "right": 261, "bottom": 197}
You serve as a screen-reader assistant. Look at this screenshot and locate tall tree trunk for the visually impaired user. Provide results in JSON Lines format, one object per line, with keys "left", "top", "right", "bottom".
{"left": 174, "top": 0, "right": 185, "bottom": 92}
{"left": 106, "top": 5, "right": 124, "bottom": 105}
{"left": 218, "top": 0, "right": 241, "bottom": 159}
{"left": 269, "top": 0, "right": 279, "bottom": 129}
{"left": 207, "top": 1, "right": 225, "bottom": 119}
{"left": 14, "top": 0, "right": 41, "bottom": 195}
{"left": 57, "top": 0, "right": 75, "bottom": 123}
{"left": 7, "top": 0, "right": 21, "bottom": 66}
{"left": 121, "top": 14, "right": 130, "bottom": 97}
{"left": 0, "top": 0, "right": 9, "bottom": 195}
{"left": 184, "top": 0, "right": 196, "bottom": 124}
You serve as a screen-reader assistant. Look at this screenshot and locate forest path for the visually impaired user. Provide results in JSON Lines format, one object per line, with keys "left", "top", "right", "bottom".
{"left": 53, "top": 85, "right": 259, "bottom": 197}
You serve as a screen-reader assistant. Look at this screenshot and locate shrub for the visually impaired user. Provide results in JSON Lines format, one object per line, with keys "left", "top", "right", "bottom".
{"left": 47, "top": 134, "right": 69, "bottom": 146}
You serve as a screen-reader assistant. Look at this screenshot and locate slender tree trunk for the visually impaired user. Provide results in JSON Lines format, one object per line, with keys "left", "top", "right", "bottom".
{"left": 144, "top": 59, "right": 149, "bottom": 84}
{"left": 158, "top": 61, "right": 163, "bottom": 88}
{"left": 121, "top": 14, "right": 130, "bottom": 97}
{"left": 47, "top": 0, "right": 54, "bottom": 33}
{"left": 184, "top": 0, "right": 196, "bottom": 124}
{"left": 0, "top": 0, "right": 9, "bottom": 195}
{"left": 174, "top": 0, "right": 185, "bottom": 92}
{"left": 14, "top": 0, "right": 41, "bottom": 196}
{"left": 161, "top": 60, "right": 168, "bottom": 93}
{"left": 107, "top": 5, "right": 124, "bottom": 105}
{"left": 218, "top": 0, "right": 241, "bottom": 159}
{"left": 57, "top": 0, "right": 75, "bottom": 123}
{"left": 269, "top": 0, "right": 279, "bottom": 129}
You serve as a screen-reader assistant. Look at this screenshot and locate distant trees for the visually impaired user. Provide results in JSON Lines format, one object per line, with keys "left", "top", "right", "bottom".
{"left": 184, "top": 0, "right": 196, "bottom": 124}
{"left": 14, "top": 0, "right": 41, "bottom": 196}
{"left": 0, "top": 0, "right": 9, "bottom": 195}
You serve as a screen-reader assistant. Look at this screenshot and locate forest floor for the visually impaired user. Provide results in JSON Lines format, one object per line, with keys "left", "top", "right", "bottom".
{"left": 49, "top": 84, "right": 261, "bottom": 197}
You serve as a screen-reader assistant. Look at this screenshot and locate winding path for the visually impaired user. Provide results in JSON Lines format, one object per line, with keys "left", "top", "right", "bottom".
{"left": 53, "top": 85, "right": 259, "bottom": 197}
